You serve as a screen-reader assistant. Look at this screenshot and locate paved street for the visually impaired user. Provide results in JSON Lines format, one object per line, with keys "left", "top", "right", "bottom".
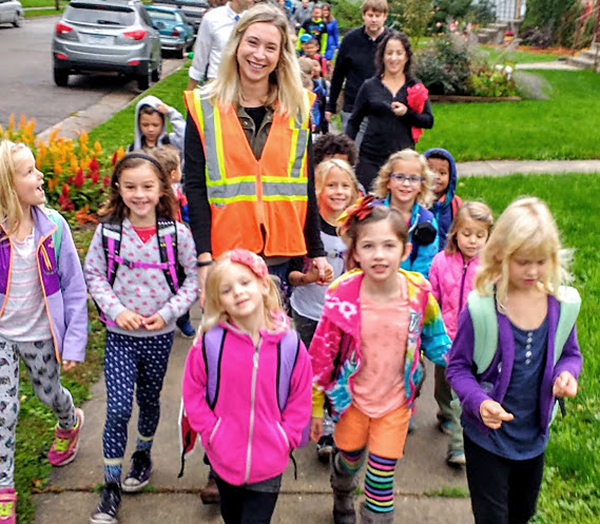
{"left": 0, "top": 15, "right": 183, "bottom": 136}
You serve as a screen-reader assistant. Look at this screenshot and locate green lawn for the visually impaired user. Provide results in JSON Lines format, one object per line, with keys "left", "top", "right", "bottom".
{"left": 418, "top": 69, "right": 600, "bottom": 161}
{"left": 481, "top": 45, "right": 564, "bottom": 64}
{"left": 458, "top": 173, "right": 600, "bottom": 523}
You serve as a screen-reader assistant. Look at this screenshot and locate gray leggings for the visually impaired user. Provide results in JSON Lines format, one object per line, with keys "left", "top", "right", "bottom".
{"left": 0, "top": 336, "right": 76, "bottom": 488}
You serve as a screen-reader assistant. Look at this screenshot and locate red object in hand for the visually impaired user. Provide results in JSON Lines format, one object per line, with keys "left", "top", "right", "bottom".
{"left": 406, "top": 83, "right": 429, "bottom": 144}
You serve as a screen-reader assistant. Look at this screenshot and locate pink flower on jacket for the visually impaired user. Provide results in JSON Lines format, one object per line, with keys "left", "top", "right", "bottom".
{"left": 406, "top": 83, "right": 429, "bottom": 144}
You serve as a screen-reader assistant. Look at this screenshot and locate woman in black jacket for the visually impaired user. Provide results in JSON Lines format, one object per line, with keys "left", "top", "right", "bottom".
{"left": 347, "top": 30, "right": 434, "bottom": 191}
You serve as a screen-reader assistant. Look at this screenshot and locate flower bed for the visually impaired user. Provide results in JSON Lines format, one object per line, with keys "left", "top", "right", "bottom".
{"left": 0, "top": 115, "right": 125, "bottom": 223}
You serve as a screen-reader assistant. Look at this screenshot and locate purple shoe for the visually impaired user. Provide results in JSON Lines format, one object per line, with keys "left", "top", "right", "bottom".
{"left": 48, "top": 408, "right": 84, "bottom": 467}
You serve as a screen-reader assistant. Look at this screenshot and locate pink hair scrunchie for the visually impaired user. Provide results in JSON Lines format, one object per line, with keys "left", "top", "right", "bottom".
{"left": 228, "top": 249, "right": 269, "bottom": 280}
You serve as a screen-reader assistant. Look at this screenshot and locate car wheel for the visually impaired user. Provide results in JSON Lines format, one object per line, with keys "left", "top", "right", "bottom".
{"left": 54, "top": 67, "right": 69, "bottom": 87}
{"left": 176, "top": 47, "right": 184, "bottom": 59}
{"left": 13, "top": 13, "right": 23, "bottom": 27}
{"left": 151, "top": 57, "right": 162, "bottom": 82}
{"left": 138, "top": 62, "right": 151, "bottom": 90}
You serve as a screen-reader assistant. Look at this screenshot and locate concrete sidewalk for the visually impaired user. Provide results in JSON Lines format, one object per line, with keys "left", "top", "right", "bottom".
{"left": 457, "top": 159, "right": 600, "bottom": 177}
{"left": 33, "top": 304, "right": 473, "bottom": 524}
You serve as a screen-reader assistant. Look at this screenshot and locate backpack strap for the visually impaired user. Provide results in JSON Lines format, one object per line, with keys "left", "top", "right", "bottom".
{"left": 469, "top": 286, "right": 581, "bottom": 375}
{"left": 276, "top": 330, "right": 301, "bottom": 412}
{"left": 203, "top": 326, "right": 226, "bottom": 409}
{"left": 101, "top": 222, "right": 123, "bottom": 287}
{"left": 554, "top": 286, "right": 581, "bottom": 365}
{"left": 451, "top": 195, "right": 462, "bottom": 219}
{"left": 46, "top": 208, "right": 63, "bottom": 267}
{"left": 156, "top": 218, "right": 180, "bottom": 295}
{"left": 467, "top": 290, "right": 498, "bottom": 375}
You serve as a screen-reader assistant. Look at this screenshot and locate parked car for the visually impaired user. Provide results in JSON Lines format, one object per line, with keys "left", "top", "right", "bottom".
{"left": 146, "top": 5, "right": 194, "bottom": 58}
{"left": 52, "top": 0, "right": 162, "bottom": 90}
{"left": 0, "top": 0, "right": 23, "bottom": 27}
{"left": 152, "top": 0, "right": 208, "bottom": 33}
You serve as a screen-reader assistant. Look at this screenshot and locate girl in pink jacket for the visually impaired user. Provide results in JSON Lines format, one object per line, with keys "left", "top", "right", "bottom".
{"left": 182, "top": 249, "right": 312, "bottom": 524}
{"left": 429, "top": 201, "right": 494, "bottom": 467}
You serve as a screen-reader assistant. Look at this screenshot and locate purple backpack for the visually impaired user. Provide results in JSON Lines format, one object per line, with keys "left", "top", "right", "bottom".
{"left": 178, "top": 325, "right": 310, "bottom": 478}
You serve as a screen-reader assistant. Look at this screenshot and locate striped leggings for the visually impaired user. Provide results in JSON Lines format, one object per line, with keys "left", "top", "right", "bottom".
{"left": 335, "top": 448, "right": 397, "bottom": 513}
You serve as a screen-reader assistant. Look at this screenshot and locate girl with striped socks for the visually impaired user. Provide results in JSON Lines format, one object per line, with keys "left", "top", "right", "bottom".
{"left": 309, "top": 199, "right": 451, "bottom": 523}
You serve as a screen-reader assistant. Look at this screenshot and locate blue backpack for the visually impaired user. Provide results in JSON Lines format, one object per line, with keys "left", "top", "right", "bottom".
{"left": 178, "top": 326, "right": 309, "bottom": 478}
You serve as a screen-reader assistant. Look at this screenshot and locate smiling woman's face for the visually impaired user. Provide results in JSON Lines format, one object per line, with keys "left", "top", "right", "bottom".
{"left": 236, "top": 22, "right": 281, "bottom": 88}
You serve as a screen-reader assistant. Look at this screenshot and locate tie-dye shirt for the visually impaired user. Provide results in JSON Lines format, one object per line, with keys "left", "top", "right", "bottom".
{"left": 309, "top": 268, "right": 450, "bottom": 421}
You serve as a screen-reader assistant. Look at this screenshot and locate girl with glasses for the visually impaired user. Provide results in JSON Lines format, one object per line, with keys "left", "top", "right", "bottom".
{"left": 373, "top": 149, "right": 438, "bottom": 278}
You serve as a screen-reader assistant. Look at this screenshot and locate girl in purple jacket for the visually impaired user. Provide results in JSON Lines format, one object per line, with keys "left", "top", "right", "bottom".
{"left": 429, "top": 201, "right": 493, "bottom": 467}
{"left": 446, "top": 197, "right": 583, "bottom": 524}
{"left": 0, "top": 140, "right": 87, "bottom": 523}
{"left": 182, "top": 249, "right": 312, "bottom": 524}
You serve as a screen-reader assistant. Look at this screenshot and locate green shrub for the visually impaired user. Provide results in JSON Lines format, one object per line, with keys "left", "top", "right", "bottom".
{"left": 414, "top": 34, "right": 472, "bottom": 94}
{"left": 331, "top": 0, "right": 363, "bottom": 33}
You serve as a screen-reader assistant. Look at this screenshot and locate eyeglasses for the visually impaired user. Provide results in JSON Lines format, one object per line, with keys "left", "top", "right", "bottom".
{"left": 390, "top": 174, "right": 423, "bottom": 184}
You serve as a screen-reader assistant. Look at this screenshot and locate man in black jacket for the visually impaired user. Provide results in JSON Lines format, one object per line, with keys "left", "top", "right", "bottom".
{"left": 325, "top": 0, "right": 388, "bottom": 145}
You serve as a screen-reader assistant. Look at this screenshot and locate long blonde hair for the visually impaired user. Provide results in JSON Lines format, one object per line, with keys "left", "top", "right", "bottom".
{"left": 373, "top": 149, "right": 435, "bottom": 208}
{"left": 202, "top": 252, "right": 282, "bottom": 333}
{"left": 0, "top": 140, "right": 29, "bottom": 236}
{"left": 475, "top": 196, "right": 572, "bottom": 308}
{"left": 201, "top": 3, "right": 309, "bottom": 121}
{"left": 445, "top": 201, "right": 494, "bottom": 256}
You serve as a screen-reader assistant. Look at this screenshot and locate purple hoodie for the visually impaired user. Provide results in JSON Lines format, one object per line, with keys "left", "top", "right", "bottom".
{"left": 0, "top": 206, "right": 88, "bottom": 362}
{"left": 446, "top": 294, "right": 582, "bottom": 438}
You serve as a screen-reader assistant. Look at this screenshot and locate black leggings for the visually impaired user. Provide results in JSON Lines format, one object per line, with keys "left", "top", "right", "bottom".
{"left": 464, "top": 435, "right": 544, "bottom": 524}
{"left": 215, "top": 477, "right": 280, "bottom": 524}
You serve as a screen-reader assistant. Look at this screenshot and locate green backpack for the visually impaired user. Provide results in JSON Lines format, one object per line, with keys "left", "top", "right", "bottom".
{"left": 45, "top": 207, "right": 64, "bottom": 267}
{"left": 467, "top": 286, "right": 581, "bottom": 375}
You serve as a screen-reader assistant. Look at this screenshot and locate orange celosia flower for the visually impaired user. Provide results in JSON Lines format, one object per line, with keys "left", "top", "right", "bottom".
{"left": 94, "top": 141, "right": 102, "bottom": 155}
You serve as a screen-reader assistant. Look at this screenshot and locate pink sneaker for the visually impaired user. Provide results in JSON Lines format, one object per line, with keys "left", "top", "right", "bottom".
{"left": 0, "top": 487, "right": 16, "bottom": 524}
{"left": 48, "top": 408, "right": 84, "bottom": 467}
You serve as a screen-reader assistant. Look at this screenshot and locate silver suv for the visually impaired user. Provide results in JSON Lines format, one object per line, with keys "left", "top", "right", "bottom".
{"left": 52, "top": 0, "right": 162, "bottom": 90}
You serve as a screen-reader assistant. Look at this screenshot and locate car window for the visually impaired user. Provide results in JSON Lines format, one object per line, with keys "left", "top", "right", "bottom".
{"left": 148, "top": 10, "right": 177, "bottom": 21}
{"left": 64, "top": 4, "right": 136, "bottom": 26}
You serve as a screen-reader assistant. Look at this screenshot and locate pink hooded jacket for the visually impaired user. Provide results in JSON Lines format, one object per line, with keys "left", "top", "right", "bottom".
{"left": 182, "top": 313, "right": 312, "bottom": 486}
{"left": 428, "top": 251, "right": 479, "bottom": 341}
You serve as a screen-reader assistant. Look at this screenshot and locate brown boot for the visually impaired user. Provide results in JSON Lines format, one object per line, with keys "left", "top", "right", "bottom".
{"left": 200, "top": 476, "right": 220, "bottom": 504}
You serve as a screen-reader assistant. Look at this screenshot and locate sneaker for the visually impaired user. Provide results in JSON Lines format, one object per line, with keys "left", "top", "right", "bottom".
{"left": 438, "top": 419, "right": 453, "bottom": 436}
{"left": 90, "top": 482, "right": 121, "bottom": 524}
{"left": 316, "top": 435, "right": 334, "bottom": 464}
{"left": 176, "top": 318, "right": 196, "bottom": 338}
{"left": 446, "top": 450, "right": 466, "bottom": 467}
{"left": 0, "top": 488, "right": 16, "bottom": 524}
{"left": 200, "top": 476, "right": 220, "bottom": 505}
{"left": 122, "top": 450, "right": 153, "bottom": 493}
{"left": 48, "top": 408, "right": 84, "bottom": 466}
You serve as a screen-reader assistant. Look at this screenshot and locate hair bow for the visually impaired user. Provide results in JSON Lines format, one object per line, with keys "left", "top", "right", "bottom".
{"left": 337, "top": 195, "right": 381, "bottom": 233}
{"left": 228, "top": 249, "right": 269, "bottom": 279}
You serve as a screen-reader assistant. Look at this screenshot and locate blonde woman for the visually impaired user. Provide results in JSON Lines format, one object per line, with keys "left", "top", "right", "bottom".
{"left": 184, "top": 2, "right": 328, "bottom": 304}
{"left": 373, "top": 148, "right": 438, "bottom": 277}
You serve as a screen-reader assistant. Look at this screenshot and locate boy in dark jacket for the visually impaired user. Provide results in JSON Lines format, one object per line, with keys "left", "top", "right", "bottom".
{"left": 425, "top": 148, "right": 462, "bottom": 250}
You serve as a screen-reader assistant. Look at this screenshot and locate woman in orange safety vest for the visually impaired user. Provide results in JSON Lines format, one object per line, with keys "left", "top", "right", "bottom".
{"left": 183, "top": 3, "right": 331, "bottom": 301}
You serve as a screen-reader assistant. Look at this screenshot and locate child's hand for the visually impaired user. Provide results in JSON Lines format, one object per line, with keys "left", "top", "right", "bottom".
{"left": 156, "top": 103, "right": 169, "bottom": 115}
{"left": 553, "top": 371, "right": 578, "bottom": 398}
{"left": 115, "top": 310, "right": 144, "bottom": 330}
{"left": 302, "top": 261, "right": 321, "bottom": 285}
{"left": 317, "top": 262, "right": 334, "bottom": 286}
{"left": 310, "top": 417, "right": 323, "bottom": 442}
{"left": 143, "top": 313, "right": 167, "bottom": 331}
{"left": 479, "top": 399, "right": 514, "bottom": 429}
{"left": 391, "top": 101, "right": 408, "bottom": 116}
{"left": 62, "top": 360, "right": 77, "bottom": 372}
